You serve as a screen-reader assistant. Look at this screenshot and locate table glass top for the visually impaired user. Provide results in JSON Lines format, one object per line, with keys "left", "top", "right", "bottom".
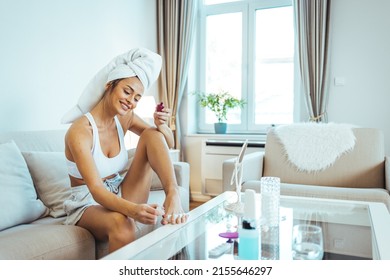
{"left": 104, "top": 192, "right": 389, "bottom": 260}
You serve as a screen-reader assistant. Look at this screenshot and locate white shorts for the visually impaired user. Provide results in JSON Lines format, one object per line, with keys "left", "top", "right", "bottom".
{"left": 63, "top": 173, "right": 123, "bottom": 225}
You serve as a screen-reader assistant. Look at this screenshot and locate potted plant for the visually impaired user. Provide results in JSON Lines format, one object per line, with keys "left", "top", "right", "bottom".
{"left": 195, "top": 91, "right": 246, "bottom": 134}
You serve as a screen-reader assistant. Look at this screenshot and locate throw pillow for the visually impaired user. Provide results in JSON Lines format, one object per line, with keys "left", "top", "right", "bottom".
{"left": 22, "top": 151, "right": 71, "bottom": 218}
{"left": 0, "top": 141, "right": 47, "bottom": 231}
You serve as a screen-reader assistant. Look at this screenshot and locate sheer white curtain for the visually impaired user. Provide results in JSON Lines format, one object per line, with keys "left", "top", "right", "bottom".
{"left": 293, "top": 0, "right": 332, "bottom": 122}
{"left": 157, "top": 0, "right": 198, "bottom": 150}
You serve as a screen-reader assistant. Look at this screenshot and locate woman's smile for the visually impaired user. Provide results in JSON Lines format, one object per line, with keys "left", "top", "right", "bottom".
{"left": 119, "top": 100, "right": 131, "bottom": 111}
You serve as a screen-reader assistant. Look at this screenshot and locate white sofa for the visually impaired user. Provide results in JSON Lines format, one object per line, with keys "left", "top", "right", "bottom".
{"left": 0, "top": 129, "right": 190, "bottom": 260}
{"left": 223, "top": 126, "right": 390, "bottom": 211}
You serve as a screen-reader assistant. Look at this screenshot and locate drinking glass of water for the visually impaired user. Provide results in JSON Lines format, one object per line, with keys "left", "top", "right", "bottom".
{"left": 292, "top": 224, "right": 324, "bottom": 260}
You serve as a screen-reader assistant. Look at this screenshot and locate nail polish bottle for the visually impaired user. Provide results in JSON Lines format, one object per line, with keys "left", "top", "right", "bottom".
{"left": 238, "top": 189, "right": 260, "bottom": 260}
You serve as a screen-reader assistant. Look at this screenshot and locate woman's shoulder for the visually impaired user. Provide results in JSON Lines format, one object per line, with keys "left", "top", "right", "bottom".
{"left": 65, "top": 116, "right": 93, "bottom": 144}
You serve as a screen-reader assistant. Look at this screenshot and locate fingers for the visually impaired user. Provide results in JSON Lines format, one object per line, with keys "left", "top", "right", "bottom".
{"left": 155, "top": 115, "right": 169, "bottom": 124}
{"left": 154, "top": 109, "right": 171, "bottom": 123}
{"left": 137, "top": 204, "right": 160, "bottom": 225}
{"left": 156, "top": 107, "right": 171, "bottom": 114}
{"left": 151, "top": 204, "right": 165, "bottom": 216}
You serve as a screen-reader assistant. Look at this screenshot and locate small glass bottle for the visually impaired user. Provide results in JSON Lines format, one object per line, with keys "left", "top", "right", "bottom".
{"left": 238, "top": 189, "right": 260, "bottom": 260}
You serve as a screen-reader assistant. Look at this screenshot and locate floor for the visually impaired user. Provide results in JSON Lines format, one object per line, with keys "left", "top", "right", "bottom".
{"left": 189, "top": 200, "right": 205, "bottom": 210}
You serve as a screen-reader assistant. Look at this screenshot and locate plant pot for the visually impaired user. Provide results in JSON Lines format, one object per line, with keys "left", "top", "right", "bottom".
{"left": 214, "top": 122, "right": 227, "bottom": 134}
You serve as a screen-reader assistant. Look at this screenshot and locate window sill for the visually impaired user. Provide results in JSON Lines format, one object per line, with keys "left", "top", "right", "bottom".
{"left": 186, "top": 133, "right": 267, "bottom": 142}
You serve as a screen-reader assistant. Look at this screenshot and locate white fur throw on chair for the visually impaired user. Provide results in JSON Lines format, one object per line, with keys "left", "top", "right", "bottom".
{"left": 274, "top": 123, "right": 356, "bottom": 172}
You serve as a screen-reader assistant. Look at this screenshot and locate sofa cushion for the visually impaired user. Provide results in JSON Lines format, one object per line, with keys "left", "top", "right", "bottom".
{"left": 241, "top": 181, "right": 390, "bottom": 211}
{"left": 22, "top": 152, "right": 71, "bottom": 218}
{"left": 0, "top": 141, "right": 47, "bottom": 231}
{"left": 0, "top": 223, "right": 95, "bottom": 260}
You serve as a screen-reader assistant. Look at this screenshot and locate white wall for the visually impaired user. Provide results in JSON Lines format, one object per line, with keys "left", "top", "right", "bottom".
{"left": 2, "top": 0, "right": 390, "bottom": 200}
{"left": 328, "top": 0, "right": 390, "bottom": 155}
{"left": 0, "top": 0, "right": 158, "bottom": 132}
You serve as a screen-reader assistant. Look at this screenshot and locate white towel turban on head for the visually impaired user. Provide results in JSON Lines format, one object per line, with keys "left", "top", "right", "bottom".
{"left": 61, "top": 47, "right": 162, "bottom": 124}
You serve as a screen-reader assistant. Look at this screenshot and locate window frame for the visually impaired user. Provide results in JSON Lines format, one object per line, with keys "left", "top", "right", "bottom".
{"left": 196, "top": 0, "right": 296, "bottom": 134}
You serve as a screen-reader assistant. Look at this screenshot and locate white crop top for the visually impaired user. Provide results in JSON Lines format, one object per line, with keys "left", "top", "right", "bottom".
{"left": 66, "top": 113, "right": 128, "bottom": 179}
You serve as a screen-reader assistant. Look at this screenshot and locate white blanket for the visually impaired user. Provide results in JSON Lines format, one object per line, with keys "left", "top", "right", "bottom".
{"left": 274, "top": 123, "right": 356, "bottom": 172}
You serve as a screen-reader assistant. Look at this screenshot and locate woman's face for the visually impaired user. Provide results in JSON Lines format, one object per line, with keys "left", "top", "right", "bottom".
{"left": 108, "top": 77, "right": 144, "bottom": 115}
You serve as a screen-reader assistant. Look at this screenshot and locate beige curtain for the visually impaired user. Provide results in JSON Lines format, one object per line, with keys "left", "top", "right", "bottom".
{"left": 157, "top": 0, "right": 198, "bottom": 150}
{"left": 293, "top": 0, "right": 332, "bottom": 122}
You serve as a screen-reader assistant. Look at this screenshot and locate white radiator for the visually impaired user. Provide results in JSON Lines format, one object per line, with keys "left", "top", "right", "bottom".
{"left": 201, "top": 139, "right": 265, "bottom": 196}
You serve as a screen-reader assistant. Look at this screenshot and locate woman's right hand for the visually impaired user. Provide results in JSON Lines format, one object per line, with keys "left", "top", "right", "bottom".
{"left": 130, "top": 203, "right": 160, "bottom": 225}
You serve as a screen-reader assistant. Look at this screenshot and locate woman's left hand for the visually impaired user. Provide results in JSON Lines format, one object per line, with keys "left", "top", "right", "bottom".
{"left": 154, "top": 107, "right": 171, "bottom": 128}
{"left": 151, "top": 105, "right": 175, "bottom": 148}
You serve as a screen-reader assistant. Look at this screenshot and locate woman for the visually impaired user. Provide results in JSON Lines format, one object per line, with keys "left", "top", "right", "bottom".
{"left": 63, "top": 49, "right": 187, "bottom": 253}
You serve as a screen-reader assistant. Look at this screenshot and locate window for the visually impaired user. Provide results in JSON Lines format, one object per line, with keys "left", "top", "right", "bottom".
{"left": 196, "top": 0, "right": 295, "bottom": 133}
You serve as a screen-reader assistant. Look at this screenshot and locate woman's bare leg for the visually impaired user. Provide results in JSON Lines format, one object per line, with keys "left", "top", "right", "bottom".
{"left": 121, "top": 128, "right": 177, "bottom": 202}
{"left": 121, "top": 128, "right": 186, "bottom": 224}
{"left": 76, "top": 205, "right": 136, "bottom": 253}
{"left": 76, "top": 128, "right": 185, "bottom": 254}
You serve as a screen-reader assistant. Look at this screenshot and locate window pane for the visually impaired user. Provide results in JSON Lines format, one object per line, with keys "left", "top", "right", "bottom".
{"left": 205, "top": 12, "right": 242, "bottom": 124}
{"left": 255, "top": 6, "right": 294, "bottom": 125}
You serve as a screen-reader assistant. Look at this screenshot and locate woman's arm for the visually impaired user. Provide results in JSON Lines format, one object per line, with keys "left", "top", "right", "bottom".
{"left": 127, "top": 108, "right": 175, "bottom": 148}
{"left": 65, "top": 124, "right": 158, "bottom": 224}
{"left": 153, "top": 108, "right": 174, "bottom": 148}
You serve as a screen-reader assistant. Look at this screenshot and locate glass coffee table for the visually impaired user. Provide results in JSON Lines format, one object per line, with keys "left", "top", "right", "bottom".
{"left": 102, "top": 191, "right": 390, "bottom": 260}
